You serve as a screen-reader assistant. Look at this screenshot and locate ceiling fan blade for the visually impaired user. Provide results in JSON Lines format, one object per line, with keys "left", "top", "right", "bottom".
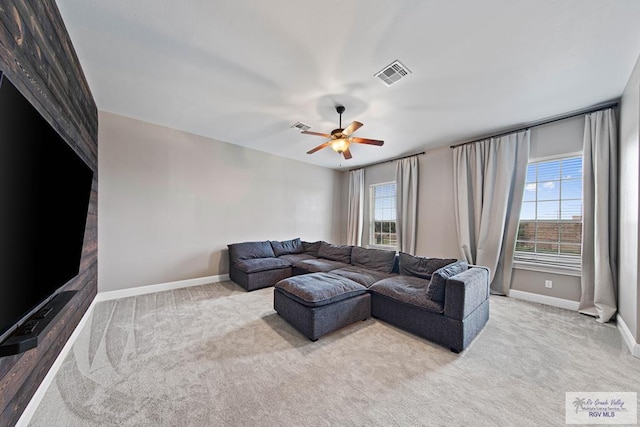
{"left": 301, "top": 130, "right": 332, "bottom": 138}
{"left": 343, "top": 148, "right": 353, "bottom": 160}
{"left": 342, "top": 121, "right": 363, "bottom": 136}
{"left": 307, "top": 141, "right": 331, "bottom": 154}
{"left": 351, "top": 137, "right": 384, "bottom": 146}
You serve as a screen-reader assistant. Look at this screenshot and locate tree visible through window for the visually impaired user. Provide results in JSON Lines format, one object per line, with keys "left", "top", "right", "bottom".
{"left": 370, "top": 182, "right": 397, "bottom": 248}
{"left": 515, "top": 156, "right": 582, "bottom": 268}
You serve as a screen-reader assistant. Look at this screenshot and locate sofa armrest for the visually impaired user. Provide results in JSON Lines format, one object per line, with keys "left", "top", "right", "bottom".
{"left": 443, "top": 266, "right": 490, "bottom": 321}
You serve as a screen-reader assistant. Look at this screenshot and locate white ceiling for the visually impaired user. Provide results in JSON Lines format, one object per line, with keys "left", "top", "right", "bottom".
{"left": 56, "top": 0, "right": 640, "bottom": 170}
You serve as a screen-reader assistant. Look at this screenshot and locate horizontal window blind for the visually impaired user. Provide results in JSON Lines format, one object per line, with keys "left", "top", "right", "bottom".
{"left": 514, "top": 156, "right": 582, "bottom": 269}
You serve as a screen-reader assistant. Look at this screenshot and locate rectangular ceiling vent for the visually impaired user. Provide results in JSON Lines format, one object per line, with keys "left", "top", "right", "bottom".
{"left": 290, "top": 121, "right": 311, "bottom": 132}
{"left": 375, "top": 60, "right": 412, "bottom": 86}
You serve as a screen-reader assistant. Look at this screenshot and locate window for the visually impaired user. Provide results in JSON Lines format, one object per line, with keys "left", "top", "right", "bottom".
{"left": 369, "top": 182, "right": 397, "bottom": 248}
{"left": 515, "top": 156, "right": 582, "bottom": 270}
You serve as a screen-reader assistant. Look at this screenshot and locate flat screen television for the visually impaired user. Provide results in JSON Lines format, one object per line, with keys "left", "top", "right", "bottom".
{"left": 0, "top": 71, "right": 93, "bottom": 346}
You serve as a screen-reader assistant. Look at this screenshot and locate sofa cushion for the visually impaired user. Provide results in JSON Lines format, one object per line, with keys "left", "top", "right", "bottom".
{"left": 318, "top": 242, "right": 353, "bottom": 264}
{"left": 426, "top": 260, "right": 469, "bottom": 303}
{"left": 331, "top": 266, "right": 395, "bottom": 288}
{"left": 398, "top": 252, "right": 458, "bottom": 279}
{"left": 302, "top": 240, "right": 322, "bottom": 257}
{"left": 270, "top": 238, "right": 303, "bottom": 256}
{"left": 351, "top": 247, "right": 396, "bottom": 273}
{"left": 275, "top": 272, "right": 367, "bottom": 307}
{"left": 293, "top": 258, "right": 350, "bottom": 273}
{"left": 228, "top": 241, "right": 275, "bottom": 265}
{"left": 233, "top": 257, "right": 291, "bottom": 273}
{"left": 369, "top": 276, "right": 443, "bottom": 313}
{"left": 278, "top": 253, "right": 316, "bottom": 264}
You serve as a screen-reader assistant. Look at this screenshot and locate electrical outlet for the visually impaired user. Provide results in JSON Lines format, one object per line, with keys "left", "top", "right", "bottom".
{"left": 545, "top": 280, "right": 553, "bottom": 289}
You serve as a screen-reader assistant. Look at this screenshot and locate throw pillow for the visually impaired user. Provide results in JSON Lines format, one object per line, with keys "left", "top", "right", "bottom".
{"left": 426, "top": 260, "right": 468, "bottom": 303}
{"left": 227, "top": 241, "right": 275, "bottom": 265}
{"left": 351, "top": 247, "right": 396, "bottom": 273}
{"left": 302, "top": 241, "right": 322, "bottom": 257}
{"left": 317, "top": 242, "right": 353, "bottom": 264}
{"left": 270, "top": 238, "right": 303, "bottom": 256}
{"left": 399, "top": 252, "right": 458, "bottom": 279}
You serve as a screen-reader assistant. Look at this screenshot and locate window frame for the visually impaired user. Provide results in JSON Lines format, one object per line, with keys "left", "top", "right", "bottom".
{"left": 368, "top": 181, "right": 398, "bottom": 250}
{"left": 513, "top": 152, "right": 583, "bottom": 275}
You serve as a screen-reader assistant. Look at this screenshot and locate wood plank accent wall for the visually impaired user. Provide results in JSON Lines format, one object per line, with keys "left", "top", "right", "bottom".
{"left": 0, "top": 1, "right": 98, "bottom": 425}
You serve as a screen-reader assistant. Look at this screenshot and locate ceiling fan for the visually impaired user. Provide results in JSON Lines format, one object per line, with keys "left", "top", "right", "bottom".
{"left": 303, "top": 106, "right": 384, "bottom": 160}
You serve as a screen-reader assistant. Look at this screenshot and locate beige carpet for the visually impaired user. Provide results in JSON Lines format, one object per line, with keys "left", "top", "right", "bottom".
{"left": 29, "top": 281, "right": 640, "bottom": 426}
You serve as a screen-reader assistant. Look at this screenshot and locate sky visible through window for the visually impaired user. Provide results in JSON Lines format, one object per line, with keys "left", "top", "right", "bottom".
{"left": 374, "top": 183, "right": 396, "bottom": 221}
{"left": 520, "top": 157, "right": 582, "bottom": 221}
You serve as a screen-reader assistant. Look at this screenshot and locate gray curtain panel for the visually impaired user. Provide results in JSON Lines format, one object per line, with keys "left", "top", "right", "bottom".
{"left": 453, "top": 130, "right": 530, "bottom": 295}
{"left": 347, "top": 169, "right": 364, "bottom": 246}
{"left": 396, "top": 156, "right": 419, "bottom": 254}
{"left": 579, "top": 108, "right": 618, "bottom": 323}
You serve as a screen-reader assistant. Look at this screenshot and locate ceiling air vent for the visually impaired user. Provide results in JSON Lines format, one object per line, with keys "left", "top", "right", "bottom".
{"left": 290, "top": 121, "right": 311, "bottom": 132}
{"left": 375, "top": 60, "right": 412, "bottom": 86}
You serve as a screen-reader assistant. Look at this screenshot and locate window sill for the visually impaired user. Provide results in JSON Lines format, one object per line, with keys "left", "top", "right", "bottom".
{"left": 513, "top": 261, "right": 581, "bottom": 277}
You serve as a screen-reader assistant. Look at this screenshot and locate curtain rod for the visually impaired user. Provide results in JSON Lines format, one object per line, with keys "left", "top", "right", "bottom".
{"left": 349, "top": 151, "right": 425, "bottom": 172}
{"left": 449, "top": 100, "right": 619, "bottom": 149}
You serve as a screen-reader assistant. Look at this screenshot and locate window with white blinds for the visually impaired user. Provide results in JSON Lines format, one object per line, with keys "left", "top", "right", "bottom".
{"left": 514, "top": 156, "right": 583, "bottom": 269}
{"left": 369, "top": 182, "right": 397, "bottom": 248}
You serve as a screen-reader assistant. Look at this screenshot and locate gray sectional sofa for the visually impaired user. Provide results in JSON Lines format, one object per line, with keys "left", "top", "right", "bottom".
{"left": 227, "top": 238, "right": 490, "bottom": 352}
{"left": 228, "top": 240, "right": 292, "bottom": 291}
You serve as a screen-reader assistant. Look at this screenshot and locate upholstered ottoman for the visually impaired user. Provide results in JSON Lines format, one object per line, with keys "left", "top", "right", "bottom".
{"left": 274, "top": 272, "right": 371, "bottom": 341}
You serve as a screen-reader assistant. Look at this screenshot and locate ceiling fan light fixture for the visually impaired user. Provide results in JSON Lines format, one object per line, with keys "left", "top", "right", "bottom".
{"left": 302, "top": 106, "right": 383, "bottom": 159}
{"left": 330, "top": 138, "right": 349, "bottom": 153}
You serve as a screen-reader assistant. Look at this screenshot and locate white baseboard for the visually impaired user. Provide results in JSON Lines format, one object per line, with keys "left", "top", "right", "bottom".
{"left": 15, "top": 297, "right": 98, "bottom": 427}
{"left": 508, "top": 289, "right": 580, "bottom": 311}
{"left": 616, "top": 314, "right": 640, "bottom": 359}
{"left": 95, "top": 274, "right": 230, "bottom": 302}
{"left": 15, "top": 273, "right": 231, "bottom": 426}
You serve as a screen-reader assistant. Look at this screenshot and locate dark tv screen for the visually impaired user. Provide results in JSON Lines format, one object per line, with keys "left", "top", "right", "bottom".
{"left": 0, "top": 72, "right": 93, "bottom": 343}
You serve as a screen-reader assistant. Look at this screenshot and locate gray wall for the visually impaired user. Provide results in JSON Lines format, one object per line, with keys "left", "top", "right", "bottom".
{"left": 98, "top": 112, "right": 342, "bottom": 292}
{"left": 619, "top": 53, "right": 640, "bottom": 341}
{"left": 416, "top": 146, "right": 461, "bottom": 258}
{"left": 528, "top": 115, "right": 584, "bottom": 159}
